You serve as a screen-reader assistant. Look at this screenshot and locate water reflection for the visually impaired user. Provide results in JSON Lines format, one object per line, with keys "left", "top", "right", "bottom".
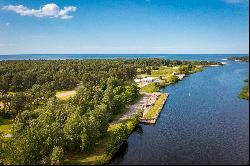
{"left": 109, "top": 141, "right": 128, "bottom": 165}
{"left": 109, "top": 125, "right": 145, "bottom": 165}
{"left": 133, "top": 125, "right": 143, "bottom": 136}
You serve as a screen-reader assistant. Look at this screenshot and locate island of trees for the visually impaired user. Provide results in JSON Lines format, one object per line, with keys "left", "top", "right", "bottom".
{"left": 227, "top": 56, "right": 249, "bottom": 62}
{"left": 0, "top": 58, "right": 223, "bottom": 165}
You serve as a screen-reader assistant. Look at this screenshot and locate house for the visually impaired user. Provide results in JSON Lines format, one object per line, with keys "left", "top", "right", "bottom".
{"left": 134, "top": 78, "right": 142, "bottom": 83}
{"left": 134, "top": 77, "right": 161, "bottom": 84}
{"left": 142, "top": 77, "right": 157, "bottom": 83}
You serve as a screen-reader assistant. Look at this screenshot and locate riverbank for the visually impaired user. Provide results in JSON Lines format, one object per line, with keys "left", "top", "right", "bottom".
{"left": 73, "top": 65, "right": 212, "bottom": 164}
{"left": 66, "top": 111, "right": 142, "bottom": 165}
{"left": 107, "top": 63, "right": 228, "bottom": 164}
{"left": 66, "top": 91, "right": 169, "bottom": 164}
{"left": 240, "top": 79, "right": 249, "bottom": 100}
{"left": 205, "top": 62, "right": 227, "bottom": 66}
{"left": 137, "top": 63, "right": 225, "bottom": 94}
{"left": 109, "top": 57, "right": 249, "bottom": 165}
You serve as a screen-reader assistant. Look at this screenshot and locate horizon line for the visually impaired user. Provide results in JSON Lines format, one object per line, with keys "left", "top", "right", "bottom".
{"left": 0, "top": 53, "right": 249, "bottom": 56}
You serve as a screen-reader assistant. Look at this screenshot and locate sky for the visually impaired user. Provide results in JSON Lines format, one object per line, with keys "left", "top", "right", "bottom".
{"left": 0, "top": 0, "right": 249, "bottom": 54}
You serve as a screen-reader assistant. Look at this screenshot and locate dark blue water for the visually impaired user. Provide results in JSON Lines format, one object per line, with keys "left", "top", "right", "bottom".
{"left": 1, "top": 54, "right": 249, "bottom": 164}
{"left": 0, "top": 54, "right": 246, "bottom": 61}
{"left": 110, "top": 60, "right": 249, "bottom": 165}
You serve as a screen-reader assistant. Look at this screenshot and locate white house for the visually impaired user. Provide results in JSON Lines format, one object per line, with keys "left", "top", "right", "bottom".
{"left": 134, "top": 78, "right": 142, "bottom": 83}
{"left": 141, "top": 77, "right": 156, "bottom": 83}
{"left": 134, "top": 77, "right": 161, "bottom": 84}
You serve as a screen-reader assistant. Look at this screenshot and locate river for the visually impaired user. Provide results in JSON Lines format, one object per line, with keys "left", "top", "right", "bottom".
{"left": 110, "top": 60, "right": 249, "bottom": 165}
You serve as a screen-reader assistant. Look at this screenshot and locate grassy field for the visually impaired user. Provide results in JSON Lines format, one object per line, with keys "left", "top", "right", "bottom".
{"left": 0, "top": 117, "right": 13, "bottom": 135}
{"left": 56, "top": 90, "right": 77, "bottom": 100}
{"left": 151, "top": 66, "right": 177, "bottom": 76}
{"left": 65, "top": 136, "right": 110, "bottom": 165}
{"left": 144, "top": 93, "right": 168, "bottom": 119}
{"left": 136, "top": 66, "right": 177, "bottom": 78}
{"left": 140, "top": 83, "right": 160, "bottom": 93}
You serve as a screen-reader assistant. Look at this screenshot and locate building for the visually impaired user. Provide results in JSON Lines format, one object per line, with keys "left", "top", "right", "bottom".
{"left": 134, "top": 77, "right": 161, "bottom": 84}
{"left": 141, "top": 77, "right": 155, "bottom": 83}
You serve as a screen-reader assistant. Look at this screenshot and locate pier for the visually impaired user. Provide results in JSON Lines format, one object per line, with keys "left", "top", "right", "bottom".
{"left": 140, "top": 93, "right": 169, "bottom": 124}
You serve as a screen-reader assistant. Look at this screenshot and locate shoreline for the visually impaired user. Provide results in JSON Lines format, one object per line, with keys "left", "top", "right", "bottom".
{"left": 106, "top": 93, "right": 168, "bottom": 164}
{"left": 205, "top": 62, "right": 227, "bottom": 66}
{"left": 106, "top": 63, "right": 226, "bottom": 164}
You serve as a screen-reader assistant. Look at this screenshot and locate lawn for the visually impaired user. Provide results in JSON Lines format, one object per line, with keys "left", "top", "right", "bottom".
{"left": 140, "top": 83, "right": 160, "bottom": 93}
{"left": 0, "top": 117, "right": 13, "bottom": 135}
{"left": 56, "top": 90, "right": 76, "bottom": 100}
{"left": 65, "top": 136, "right": 109, "bottom": 165}
{"left": 151, "top": 66, "right": 177, "bottom": 76}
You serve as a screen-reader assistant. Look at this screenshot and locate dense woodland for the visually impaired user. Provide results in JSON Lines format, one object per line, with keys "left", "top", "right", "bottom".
{"left": 0, "top": 58, "right": 222, "bottom": 165}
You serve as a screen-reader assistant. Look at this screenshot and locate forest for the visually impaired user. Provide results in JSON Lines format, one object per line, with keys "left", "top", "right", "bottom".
{"left": 0, "top": 58, "right": 222, "bottom": 165}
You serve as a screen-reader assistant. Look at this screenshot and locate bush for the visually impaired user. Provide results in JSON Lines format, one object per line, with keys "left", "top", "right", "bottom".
{"left": 166, "top": 75, "right": 179, "bottom": 84}
{"left": 50, "top": 147, "right": 64, "bottom": 165}
{"left": 240, "top": 79, "right": 249, "bottom": 100}
{"left": 140, "top": 83, "right": 160, "bottom": 93}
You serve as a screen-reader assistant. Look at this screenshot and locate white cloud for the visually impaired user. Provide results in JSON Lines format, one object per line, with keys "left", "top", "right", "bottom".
{"left": 224, "top": 0, "right": 249, "bottom": 3}
{"left": 2, "top": 3, "right": 77, "bottom": 19}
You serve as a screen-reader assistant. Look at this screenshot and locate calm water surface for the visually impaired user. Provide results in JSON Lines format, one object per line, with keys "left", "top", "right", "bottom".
{"left": 1, "top": 54, "right": 248, "bottom": 164}
{"left": 110, "top": 60, "right": 249, "bottom": 165}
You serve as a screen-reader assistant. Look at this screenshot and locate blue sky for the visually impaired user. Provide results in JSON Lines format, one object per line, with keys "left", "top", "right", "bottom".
{"left": 0, "top": 0, "right": 249, "bottom": 54}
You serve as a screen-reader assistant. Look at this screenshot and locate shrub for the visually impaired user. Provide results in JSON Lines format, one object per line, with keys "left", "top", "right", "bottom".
{"left": 50, "top": 147, "right": 64, "bottom": 165}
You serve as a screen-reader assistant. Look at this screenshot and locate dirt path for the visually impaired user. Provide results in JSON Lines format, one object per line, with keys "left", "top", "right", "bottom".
{"left": 56, "top": 83, "right": 82, "bottom": 100}
{"left": 110, "top": 93, "right": 160, "bottom": 124}
{"left": 56, "top": 90, "right": 76, "bottom": 99}
{"left": 2, "top": 134, "right": 12, "bottom": 138}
